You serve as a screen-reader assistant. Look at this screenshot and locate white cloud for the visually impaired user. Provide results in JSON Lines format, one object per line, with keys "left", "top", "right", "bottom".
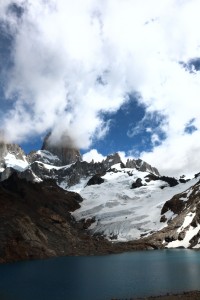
{"left": 1, "top": 1, "right": 200, "bottom": 175}
{"left": 141, "top": 130, "right": 200, "bottom": 177}
{"left": 82, "top": 149, "right": 135, "bottom": 165}
{"left": 82, "top": 149, "right": 105, "bottom": 163}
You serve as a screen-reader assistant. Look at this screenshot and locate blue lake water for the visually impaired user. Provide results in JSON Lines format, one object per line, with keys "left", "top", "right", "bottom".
{"left": 0, "top": 250, "right": 200, "bottom": 300}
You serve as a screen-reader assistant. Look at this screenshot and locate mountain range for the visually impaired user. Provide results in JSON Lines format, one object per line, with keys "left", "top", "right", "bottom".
{"left": 0, "top": 134, "right": 200, "bottom": 263}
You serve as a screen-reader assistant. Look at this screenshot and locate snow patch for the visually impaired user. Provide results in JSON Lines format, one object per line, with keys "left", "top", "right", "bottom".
{"left": 37, "top": 150, "right": 60, "bottom": 161}
{"left": 4, "top": 153, "right": 29, "bottom": 172}
{"left": 167, "top": 224, "right": 200, "bottom": 248}
{"left": 177, "top": 212, "right": 195, "bottom": 233}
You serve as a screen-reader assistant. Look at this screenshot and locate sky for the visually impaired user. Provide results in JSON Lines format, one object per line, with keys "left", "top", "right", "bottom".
{"left": 0, "top": 1, "right": 200, "bottom": 177}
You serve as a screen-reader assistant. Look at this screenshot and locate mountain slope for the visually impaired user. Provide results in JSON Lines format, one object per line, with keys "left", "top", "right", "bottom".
{"left": 71, "top": 163, "right": 198, "bottom": 242}
{"left": 0, "top": 172, "right": 160, "bottom": 263}
{"left": 0, "top": 140, "right": 200, "bottom": 256}
{"left": 146, "top": 175, "right": 200, "bottom": 249}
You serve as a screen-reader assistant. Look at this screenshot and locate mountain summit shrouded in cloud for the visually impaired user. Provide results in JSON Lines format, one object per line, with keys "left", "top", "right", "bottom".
{"left": 1, "top": 0, "right": 200, "bottom": 176}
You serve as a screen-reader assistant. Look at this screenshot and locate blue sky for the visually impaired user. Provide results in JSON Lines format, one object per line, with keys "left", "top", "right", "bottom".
{"left": 1, "top": 1, "right": 200, "bottom": 177}
{"left": 20, "top": 93, "right": 166, "bottom": 156}
{"left": 19, "top": 98, "right": 156, "bottom": 156}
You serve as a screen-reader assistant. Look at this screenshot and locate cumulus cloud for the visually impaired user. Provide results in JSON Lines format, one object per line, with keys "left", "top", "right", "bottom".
{"left": 82, "top": 149, "right": 105, "bottom": 163}
{"left": 82, "top": 149, "right": 135, "bottom": 165}
{"left": 1, "top": 0, "right": 200, "bottom": 175}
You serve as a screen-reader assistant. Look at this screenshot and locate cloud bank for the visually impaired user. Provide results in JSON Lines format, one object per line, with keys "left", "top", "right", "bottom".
{"left": 1, "top": 0, "right": 200, "bottom": 175}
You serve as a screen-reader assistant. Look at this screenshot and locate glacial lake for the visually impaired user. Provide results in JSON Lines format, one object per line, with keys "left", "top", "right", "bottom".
{"left": 0, "top": 250, "right": 200, "bottom": 300}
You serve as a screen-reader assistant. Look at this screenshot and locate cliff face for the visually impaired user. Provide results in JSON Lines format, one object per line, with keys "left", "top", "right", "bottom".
{"left": 0, "top": 143, "right": 27, "bottom": 173}
{"left": 126, "top": 158, "right": 160, "bottom": 176}
{"left": 0, "top": 172, "right": 151, "bottom": 263}
{"left": 0, "top": 143, "right": 26, "bottom": 162}
{"left": 41, "top": 133, "right": 82, "bottom": 166}
{"left": 0, "top": 173, "right": 104, "bottom": 263}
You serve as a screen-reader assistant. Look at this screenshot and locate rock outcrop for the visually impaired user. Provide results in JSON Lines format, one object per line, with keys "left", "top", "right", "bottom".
{"left": 86, "top": 174, "right": 105, "bottom": 186}
{"left": 0, "top": 142, "right": 26, "bottom": 169}
{"left": 41, "top": 133, "right": 82, "bottom": 166}
{"left": 28, "top": 150, "right": 62, "bottom": 166}
{"left": 126, "top": 158, "right": 160, "bottom": 176}
{"left": 131, "top": 178, "right": 143, "bottom": 189}
{"left": 102, "top": 153, "right": 122, "bottom": 169}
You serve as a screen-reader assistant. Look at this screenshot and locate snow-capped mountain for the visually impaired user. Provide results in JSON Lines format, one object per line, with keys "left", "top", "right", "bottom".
{"left": 0, "top": 136, "right": 200, "bottom": 250}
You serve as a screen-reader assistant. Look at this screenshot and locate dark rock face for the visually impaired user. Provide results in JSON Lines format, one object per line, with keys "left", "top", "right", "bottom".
{"left": 160, "top": 215, "right": 167, "bottom": 223}
{"left": 131, "top": 178, "right": 143, "bottom": 189}
{"left": 126, "top": 159, "right": 137, "bottom": 169}
{"left": 86, "top": 175, "right": 105, "bottom": 186}
{"left": 0, "top": 173, "right": 83, "bottom": 262}
{"left": 81, "top": 217, "right": 96, "bottom": 229}
{"left": 126, "top": 158, "right": 160, "bottom": 176}
{"left": 145, "top": 174, "right": 178, "bottom": 187}
{"left": 28, "top": 150, "right": 62, "bottom": 166}
{"left": 102, "top": 153, "right": 122, "bottom": 169}
{"left": 161, "top": 196, "right": 185, "bottom": 215}
{"left": 41, "top": 133, "right": 82, "bottom": 166}
{"left": 0, "top": 167, "right": 15, "bottom": 181}
{"left": 145, "top": 174, "right": 159, "bottom": 182}
{"left": 57, "top": 161, "right": 106, "bottom": 187}
{"left": 0, "top": 173, "right": 105, "bottom": 263}
{"left": 0, "top": 172, "right": 158, "bottom": 263}
{"left": 195, "top": 172, "right": 200, "bottom": 178}
{"left": 159, "top": 176, "right": 179, "bottom": 187}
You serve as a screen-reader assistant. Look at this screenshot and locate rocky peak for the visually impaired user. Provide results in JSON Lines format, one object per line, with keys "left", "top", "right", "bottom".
{"left": 41, "top": 133, "right": 82, "bottom": 166}
{"left": 0, "top": 142, "right": 27, "bottom": 172}
{"left": 0, "top": 143, "right": 26, "bottom": 161}
{"left": 27, "top": 150, "right": 62, "bottom": 166}
{"left": 126, "top": 158, "right": 160, "bottom": 176}
{"left": 102, "top": 153, "right": 122, "bottom": 169}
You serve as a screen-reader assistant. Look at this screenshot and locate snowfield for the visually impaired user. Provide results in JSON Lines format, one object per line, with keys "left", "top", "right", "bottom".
{"left": 71, "top": 164, "right": 198, "bottom": 242}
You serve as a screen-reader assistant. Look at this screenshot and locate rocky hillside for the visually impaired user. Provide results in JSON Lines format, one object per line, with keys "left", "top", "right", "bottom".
{"left": 0, "top": 172, "right": 158, "bottom": 263}
{"left": 0, "top": 137, "right": 200, "bottom": 264}
{"left": 146, "top": 173, "right": 200, "bottom": 249}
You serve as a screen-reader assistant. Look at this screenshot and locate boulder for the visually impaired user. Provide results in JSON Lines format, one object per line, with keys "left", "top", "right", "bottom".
{"left": 86, "top": 175, "right": 104, "bottom": 186}
{"left": 131, "top": 178, "right": 143, "bottom": 189}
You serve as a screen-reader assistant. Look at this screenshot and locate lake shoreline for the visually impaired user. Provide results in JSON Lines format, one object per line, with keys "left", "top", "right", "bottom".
{"left": 118, "top": 290, "right": 200, "bottom": 300}
{"left": 138, "top": 290, "right": 200, "bottom": 299}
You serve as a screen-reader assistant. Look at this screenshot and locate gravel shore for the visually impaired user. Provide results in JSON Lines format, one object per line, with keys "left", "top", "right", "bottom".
{"left": 140, "top": 291, "right": 200, "bottom": 299}
{"left": 113, "top": 291, "right": 200, "bottom": 300}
